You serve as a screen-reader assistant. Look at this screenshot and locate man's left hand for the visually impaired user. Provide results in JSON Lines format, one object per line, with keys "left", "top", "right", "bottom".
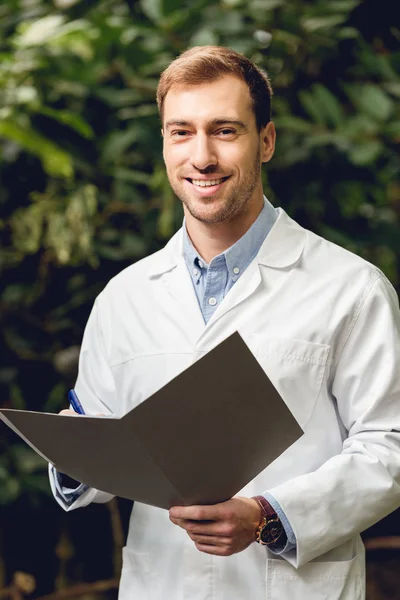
{"left": 169, "top": 497, "right": 261, "bottom": 556}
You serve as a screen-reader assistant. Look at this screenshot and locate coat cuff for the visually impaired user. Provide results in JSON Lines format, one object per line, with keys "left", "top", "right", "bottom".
{"left": 263, "top": 492, "right": 297, "bottom": 554}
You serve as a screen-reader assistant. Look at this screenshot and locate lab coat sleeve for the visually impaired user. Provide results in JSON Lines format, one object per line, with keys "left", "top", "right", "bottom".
{"left": 49, "top": 297, "right": 116, "bottom": 510}
{"left": 268, "top": 274, "right": 400, "bottom": 567}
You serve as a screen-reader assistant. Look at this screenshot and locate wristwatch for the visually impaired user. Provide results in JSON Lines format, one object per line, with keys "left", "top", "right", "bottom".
{"left": 252, "top": 495, "right": 287, "bottom": 548}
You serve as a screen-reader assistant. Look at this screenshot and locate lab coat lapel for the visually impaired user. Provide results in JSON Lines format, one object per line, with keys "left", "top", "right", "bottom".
{"left": 202, "top": 209, "right": 306, "bottom": 331}
{"left": 162, "top": 258, "right": 206, "bottom": 340}
{"left": 148, "top": 229, "right": 206, "bottom": 342}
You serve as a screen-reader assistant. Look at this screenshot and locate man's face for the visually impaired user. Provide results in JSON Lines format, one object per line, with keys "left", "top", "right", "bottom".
{"left": 162, "top": 75, "right": 275, "bottom": 226}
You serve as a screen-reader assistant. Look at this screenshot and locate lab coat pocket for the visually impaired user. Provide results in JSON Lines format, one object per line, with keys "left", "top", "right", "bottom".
{"left": 119, "top": 546, "right": 151, "bottom": 600}
{"left": 248, "top": 335, "right": 330, "bottom": 429}
{"left": 266, "top": 555, "right": 363, "bottom": 600}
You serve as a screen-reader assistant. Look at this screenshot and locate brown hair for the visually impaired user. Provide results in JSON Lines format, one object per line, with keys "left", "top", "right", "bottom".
{"left": 156, "top": 46, "right": 273, "bottom": 131}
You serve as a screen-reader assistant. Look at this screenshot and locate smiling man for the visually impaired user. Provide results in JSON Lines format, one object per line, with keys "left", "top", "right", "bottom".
{"left": 161, "top": 74, "right": 276, "bottom": 264}
{"left": 50, "top": 47, "right": 400, "bottom": 600}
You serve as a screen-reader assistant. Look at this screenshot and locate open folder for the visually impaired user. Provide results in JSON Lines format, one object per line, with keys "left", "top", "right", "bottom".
{"left": 0, "top": 332, "right": 303, "bottom": 510}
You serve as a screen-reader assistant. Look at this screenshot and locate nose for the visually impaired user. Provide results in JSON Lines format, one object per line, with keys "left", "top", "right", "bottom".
{"left": 190, "top": 133, "right": 217, "bottom": 171}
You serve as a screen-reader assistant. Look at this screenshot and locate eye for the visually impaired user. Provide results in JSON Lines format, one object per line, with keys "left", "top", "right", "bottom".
{"left": 217, "top": 128, "right": 236, "bottom": 137}
{"left": 171, "top": 130, "right": 190, "bottom": 137}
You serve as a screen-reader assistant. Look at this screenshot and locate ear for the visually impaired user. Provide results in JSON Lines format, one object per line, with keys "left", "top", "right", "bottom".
{"left": 260, "top": 121, "right": 276, "bottom": 163}
{"left": 161, "top": 128, "right": 164, "bottom": 138}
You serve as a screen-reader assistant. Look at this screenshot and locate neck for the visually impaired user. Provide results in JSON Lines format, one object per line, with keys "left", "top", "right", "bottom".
{"left": 185, "top": 199, "right": 264, "bottom": 264}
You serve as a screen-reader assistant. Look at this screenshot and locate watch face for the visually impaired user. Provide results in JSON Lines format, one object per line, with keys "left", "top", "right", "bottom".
{"left": 260, "top": 517, "right": 284, "bottom": 545}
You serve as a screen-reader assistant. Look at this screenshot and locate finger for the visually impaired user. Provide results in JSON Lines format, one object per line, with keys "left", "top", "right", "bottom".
{"left": 169, "top": 516, "right": 215, "bottom": 530}
{"left": 170, "top": 515, "right": 235, "bottom": 538}
{"left": 194, "top": 543, "right": 234, "bottom": 557}
{"left": 187, "top": 532, "right": 231, "bottom": 546}
{"left": 59, "top": 409, "right": 77, "bottom": 415}
{"left": 169, "top": 505, "right": 218, "bottom": 521}
{"left": 170, "top": 517, "right": 203, "bottom": 530}
{"left": 184, "top": 519, "right": 236, "bottom": 537}
{"left": 169, "top": 516, "right": 185, "bottom": 529}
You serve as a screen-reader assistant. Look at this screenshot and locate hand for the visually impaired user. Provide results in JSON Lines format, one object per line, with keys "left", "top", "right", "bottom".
{"left": 169, "top": 497, "right": 261, "bottom": 556}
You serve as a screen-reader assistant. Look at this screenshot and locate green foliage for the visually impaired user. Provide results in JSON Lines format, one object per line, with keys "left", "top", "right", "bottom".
{"left": 0, "top": 444, "right": 48, "bottom": 506}
{"left": 1, "top": 0, "right": 399, "bottom": 504}
{"left": 0, "top": 0, "right": 399, "bottom": 593}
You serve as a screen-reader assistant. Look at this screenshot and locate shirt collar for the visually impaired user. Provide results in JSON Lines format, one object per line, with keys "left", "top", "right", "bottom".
{"left": 182, "top": 197, "right": 278, "bottom": 277}
{"left": 148, "top": 200, "right": 306, "bottom": 278}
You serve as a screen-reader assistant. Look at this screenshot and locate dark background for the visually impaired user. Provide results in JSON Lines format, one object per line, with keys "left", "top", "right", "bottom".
{"left": 1, "top": 0, "right": 399, "bottom": 598}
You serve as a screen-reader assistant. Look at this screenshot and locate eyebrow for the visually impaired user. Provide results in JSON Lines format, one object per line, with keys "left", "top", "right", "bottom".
{"left": 164, "top": 118, "right": 248, "bottom": 131}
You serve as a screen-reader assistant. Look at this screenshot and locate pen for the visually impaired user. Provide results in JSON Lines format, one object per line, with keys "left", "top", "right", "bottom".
{"left": 68, "top": 389, "right": 85, "bottom": 415}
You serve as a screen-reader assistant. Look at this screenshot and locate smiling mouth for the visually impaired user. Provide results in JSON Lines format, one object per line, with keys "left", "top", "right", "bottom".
{"left": 185, "top": 176, "right": 231, "bottom": 188}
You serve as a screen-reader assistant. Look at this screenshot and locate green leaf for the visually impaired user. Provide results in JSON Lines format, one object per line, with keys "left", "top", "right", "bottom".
{"left": 0, "top": 476, "right": 20, "bottom": 505}
{"left": 0, "top": 121, "right": 73, "bottom": 178}
{"left": 213, "top": 11, "right": 244, "bottom": 34}
{"left": 313, "top": 84, "right": 345, "bottom": 127}
{"left": 1, "top": 284, "right": 31, "bottom": 306}
{"left": 96, "top": 231, "right": 146, "bottom": 260}
{"left": 36, "top": 107, "right": 94, "bottom": 139}
{"left": 120, "top": 232, "right": 147, "bottom": 257}
{"left": 298, "top": 90, "right": 325, "bottom": 125}
{"left": 346, "top": 84, "right": 394, "bottom": 122}
{"left": 326, "top": 1, "right": 361, "bottom": 11}
{"left": 383, "top": 82, "right": 400, "bottom": 99}
{"left": 15, "top": 15, "right": 66, "bottom": 46}
{"left": 4, "top": 85, "right": 38, "bottom": 106}
{"left": 12, "top": 445, "right": 46, "bottom": 474}
{"left": 307, "top": 132, "right": 350, "bottom": 151}
{"left": 273, "top": 116, "right": 312, "bottom": 133}
{"left": 384, "top": 121, "right": 400, "bottom": 139}
{"left": 114, "top": 167, "right": 152, "bottom": 185}
{"left": 301, "top": 15, "right": 348, "bottom": 33}
{"left": 223, "top": 0, "right": 245, "bottom": 6}
{"left": 101, "top": 129, "right": 142, "bottom": 163}
{"left": 337, "top": 27, "right": 359, "bottom": 39}
{"left": 117, "top": 105, "right": 159, "bottom": 120}
{"left": 348, "top": 141, "right": 383, "bottom": 166}
{"left": 43, "top": 381, "right": 68, "bottom": 413}
{"left": 162, "top": 0, "right": 184, "bottom": 16}
{"left": 94, "top": 87, "right": 142, "bottom": 108}
{"left": 190, "top": 28, "right": 219, "bottom": 46}
{"left": 141, "top": 0, "right": 163, "bottom": 22}
{"left": 10, "top": 384, "right": 26, "bottom": 410}
{"left": 341, "top": 114, "right": 380, "bottom": 138}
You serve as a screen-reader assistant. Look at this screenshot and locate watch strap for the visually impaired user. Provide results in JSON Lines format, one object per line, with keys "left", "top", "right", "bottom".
{"left": 252, "top": 495, "right": 277, "bottom": 520}
{"left": 252, "top": 495, "right": 286, "bottom": 548}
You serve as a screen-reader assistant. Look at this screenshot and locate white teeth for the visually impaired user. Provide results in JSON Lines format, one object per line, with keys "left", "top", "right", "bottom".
{"left": 191, "top": 178, "right": 225, "bottom": 187}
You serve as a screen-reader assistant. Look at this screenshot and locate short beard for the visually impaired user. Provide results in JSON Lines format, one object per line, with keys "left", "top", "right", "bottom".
{"left": 169, "top": 149, "right": 261, "bottom": 225}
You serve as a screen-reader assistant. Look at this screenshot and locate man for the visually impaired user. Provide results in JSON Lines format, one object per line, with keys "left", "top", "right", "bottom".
{"left": 49, "top": 46, "right": 400, "bottom": 599}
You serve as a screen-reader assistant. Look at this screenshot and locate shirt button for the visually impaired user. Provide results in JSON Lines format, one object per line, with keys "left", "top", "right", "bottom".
{"left": 198, "top": 260, "right": 204, "bottom": 268}
{"left": 233, "top": 267, "right": 240, "bottom": 275}
{"left": 193, "top": 269, "right": 199, "bottom": 277}
{"left": 208, "top": 297, "right": 217, "bottom": 306}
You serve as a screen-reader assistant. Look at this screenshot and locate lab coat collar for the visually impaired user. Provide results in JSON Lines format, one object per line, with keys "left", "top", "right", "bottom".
{"left": 257, "top": 208, "right": 306, "bottom": 269}
{"left": 148, "top": 207, "right": 306, "bottom": 278}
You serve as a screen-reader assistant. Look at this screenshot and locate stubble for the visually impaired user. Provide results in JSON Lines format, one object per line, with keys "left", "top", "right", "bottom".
{"left": 167, "top": 148, "right": 262, "bottom": 225}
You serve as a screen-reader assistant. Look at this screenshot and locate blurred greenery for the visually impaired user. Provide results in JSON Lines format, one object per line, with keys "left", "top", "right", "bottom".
{"left": 0, "top": 0, "right": 399, "bottom": 597}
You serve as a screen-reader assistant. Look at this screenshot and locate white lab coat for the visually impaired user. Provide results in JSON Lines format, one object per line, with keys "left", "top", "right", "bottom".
{"left": 50, "top": 206, "right": 400, "bottom": 600}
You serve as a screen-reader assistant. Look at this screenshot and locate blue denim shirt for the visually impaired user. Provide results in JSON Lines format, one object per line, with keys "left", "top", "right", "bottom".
{"left": 183, "top": 199, "right": 276, "bottom": 324}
